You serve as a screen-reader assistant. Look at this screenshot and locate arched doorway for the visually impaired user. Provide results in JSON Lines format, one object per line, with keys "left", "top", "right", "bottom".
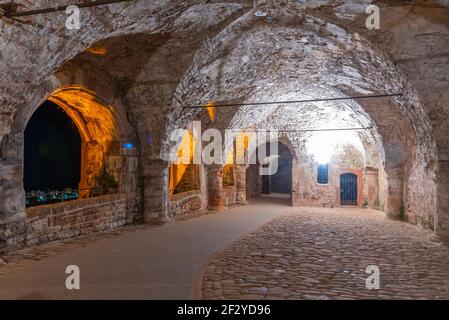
{"left": 247, "top": 141, "right": 293, "bottom": 205}
{"left": 340, "top": 173, "right": 358, "bottom": 206}
{"left": 24, "top": 101, "right": 81, "bottom": 206}
{"left": 262, "top": 143, "right": 292, "bottom": 195}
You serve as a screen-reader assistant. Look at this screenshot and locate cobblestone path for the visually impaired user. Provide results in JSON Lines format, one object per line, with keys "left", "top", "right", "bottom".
{"left": 202, "top": 208, "right": 449, "bottom": 300}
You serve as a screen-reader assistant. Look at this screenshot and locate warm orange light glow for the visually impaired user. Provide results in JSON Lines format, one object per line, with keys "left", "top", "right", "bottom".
{"left": 48, "top": 86, "right": 116, "bottom": 149}
{"left": 47, "top": 85, "right": 118, "bottom": 192}
{"left": 223, "top": 164, "right": 235, "bottom": 187}
{"left": 225, "top": 149, "right": 234, "bottom": 165}
{"left": 177, "top": 131, "right": 196, "bottom": 160}
{"left": 205, "top": 101, "right": 216, "bottom": 122}
{"left": 235, "top": 131, "right": 253, "bottom": 162}
{"left": 170, "top": 131, "right": 200, "bottom": 195}
{"left": 235, "top": 131, "right": 251, "bottom": 150}
{"left": 85, "top": 46, "right": 108, "bottom": 57}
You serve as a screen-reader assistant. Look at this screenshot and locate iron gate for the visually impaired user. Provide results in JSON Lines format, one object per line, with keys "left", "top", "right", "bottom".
{"left": 340, "top": 173, "right": 358, "bottom": 206}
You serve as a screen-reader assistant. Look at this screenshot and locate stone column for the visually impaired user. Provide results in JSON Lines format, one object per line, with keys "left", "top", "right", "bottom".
{"left": 207, "top": 164, "right": 226, "bottom": 211}
{"left": 144, "top": 159, "right": 170, "bottom": 224}
{"left": 235, "top": 164, "right": 249, "bottom": 205}
{"left": 290, "top": 158, "right": 299, "bottom": 207}
{"left": 0, "top": 133, "right": 25, "bottom": 219}
{"left": 366, "top": 167, "right": 379, "bottom": 209}
{"left": 435, "top": 161, "right": 449, "bottom": 241}
{"left": 0, "top": 133, "right": 27, "bottom": 252}
{"left": 385, "top": 167, "right": 403, "bottom": 219}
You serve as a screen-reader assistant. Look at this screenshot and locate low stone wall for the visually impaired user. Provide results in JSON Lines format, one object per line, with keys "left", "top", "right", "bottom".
{"left": 169, "top": 190, "right": 206, "bottom": 218}
{"left": 0, "top": 193, "right": 142, "bottom": 254}
{"left": 310, "top": 184, "right": 336, "bottom": 207}
{"left": 223, "top": 186, "right": 236, "bottom": 207}
{"left": 25, "top": 194, "right": 128, "bottom": 246}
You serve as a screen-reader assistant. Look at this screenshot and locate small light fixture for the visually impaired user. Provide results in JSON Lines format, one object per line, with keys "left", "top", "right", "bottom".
{"left": 85, "top": 46, "right": 108, "bottom": 57}
{"left": 123, "top": 142, "right": 134, "bottom": 150}
{"left": 255, "top": 10, "right": 267, "bottom": 17}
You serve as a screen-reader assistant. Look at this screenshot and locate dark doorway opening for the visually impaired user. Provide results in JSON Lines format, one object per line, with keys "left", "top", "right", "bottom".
{"left": 24, "top": 101, "right": 81, "bottom": 196}
{"left": 270, "top": 143, "right": 292, "bottom": 194}
{"left": 261, "top": 143, "right": 292, "bottom": 195}
{"left": 340, "top": 173, "right": 358, "bottom": 206}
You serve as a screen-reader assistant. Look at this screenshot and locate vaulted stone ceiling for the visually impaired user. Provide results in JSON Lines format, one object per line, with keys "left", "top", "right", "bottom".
{"left": 1, "top": 0, "right": 446, "bottom": 157}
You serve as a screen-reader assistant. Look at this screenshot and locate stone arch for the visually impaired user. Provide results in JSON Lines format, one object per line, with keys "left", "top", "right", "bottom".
{"left": 163, "top": 6, "right": 436, "bottom": 232}
{"left": 243, "top": 136, "right": 297, "bottom": 206}
{"left": 0, "top": 76, "right": 141, "bottom": 247}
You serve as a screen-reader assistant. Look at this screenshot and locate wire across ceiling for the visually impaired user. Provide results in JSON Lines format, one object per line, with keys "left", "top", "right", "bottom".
{"left": 230, "top": 126, "right": 374, "bottom": 132}
{"left": 186, "top": 93, "right": 403, "bottom": 109}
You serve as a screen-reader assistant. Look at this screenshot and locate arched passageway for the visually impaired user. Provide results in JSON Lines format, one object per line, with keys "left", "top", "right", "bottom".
{"left": 246, "top": 141, "right": 295, "bottom": 206}
{"left": 264, "top": 143, "right": 292, "bottom": 195}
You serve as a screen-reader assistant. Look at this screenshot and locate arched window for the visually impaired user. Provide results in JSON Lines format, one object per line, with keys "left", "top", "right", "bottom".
{"left": 24, "top": 101, "right": 81, "bottom": 206}
{"left": 23, "top": 86, "right": 126, "bottom": 208}
{"left": 317, "top": 164, "right": 329, "bottom": 184}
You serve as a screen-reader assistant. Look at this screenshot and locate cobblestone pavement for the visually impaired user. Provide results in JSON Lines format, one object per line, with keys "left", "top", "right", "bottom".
{"left": 202, "top": 207, "right": 449, "bottom": 300}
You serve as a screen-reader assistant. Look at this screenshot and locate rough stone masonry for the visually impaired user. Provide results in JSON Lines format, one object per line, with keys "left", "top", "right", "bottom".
{"left": 0, "top": 0, "right": 448, "bottom": 254}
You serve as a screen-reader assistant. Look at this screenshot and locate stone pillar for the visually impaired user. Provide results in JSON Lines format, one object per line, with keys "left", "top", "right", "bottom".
{"left": 207, "top": 164, "right": 226, "bottom": 211}
{"left": 235, "top": 164, "right": 249, "bottom": 205}
{"left": 0, "top": 134, "right": 27, "bottom": 253}
{"left": 144, "top": 159, "right": 170, "bottom": 224}
{"left": 290, "top": 158, "right": 299, "bottom": 207}
{"left": 435, "top": 161, "right": 449, "bottom": 241}
{"left": 0, "top": 133, "right": 25, "bottom": 219}
{"left": 385, "top": 167, "right": 403, "bottom": 219}
{"left": 366, "top": 167, "right": 379, "bottom": 209}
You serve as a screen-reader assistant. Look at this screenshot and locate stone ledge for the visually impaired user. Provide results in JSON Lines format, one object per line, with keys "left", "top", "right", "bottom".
{"left": 26, "top": 194, "right": 126, "bottom": 219}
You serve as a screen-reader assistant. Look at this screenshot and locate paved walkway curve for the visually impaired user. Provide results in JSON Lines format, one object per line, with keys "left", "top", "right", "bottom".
{"left": 0, "top": 200, "right": 287, "bottom": 300}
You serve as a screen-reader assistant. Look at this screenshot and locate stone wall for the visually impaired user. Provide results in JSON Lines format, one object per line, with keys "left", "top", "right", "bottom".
{"left": 295, "top": 144, "right": 372, "bottom": 208}
{"left": 223, "top": 186, "right": 237, "bottom": 207}
{"left": 0, "top": 216, "right": 26, "bottom": 254}
{"left": 246, "top": 164, "right": 261, "bottom": 200}
{"left": 0, "top": 193, "right": 142, "bottom": 254}
{"left": 378, "top": 166, "right": 388, "bottom": 211}
{"left": 168, "top": 190, "right": 206, "bottom": 219}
